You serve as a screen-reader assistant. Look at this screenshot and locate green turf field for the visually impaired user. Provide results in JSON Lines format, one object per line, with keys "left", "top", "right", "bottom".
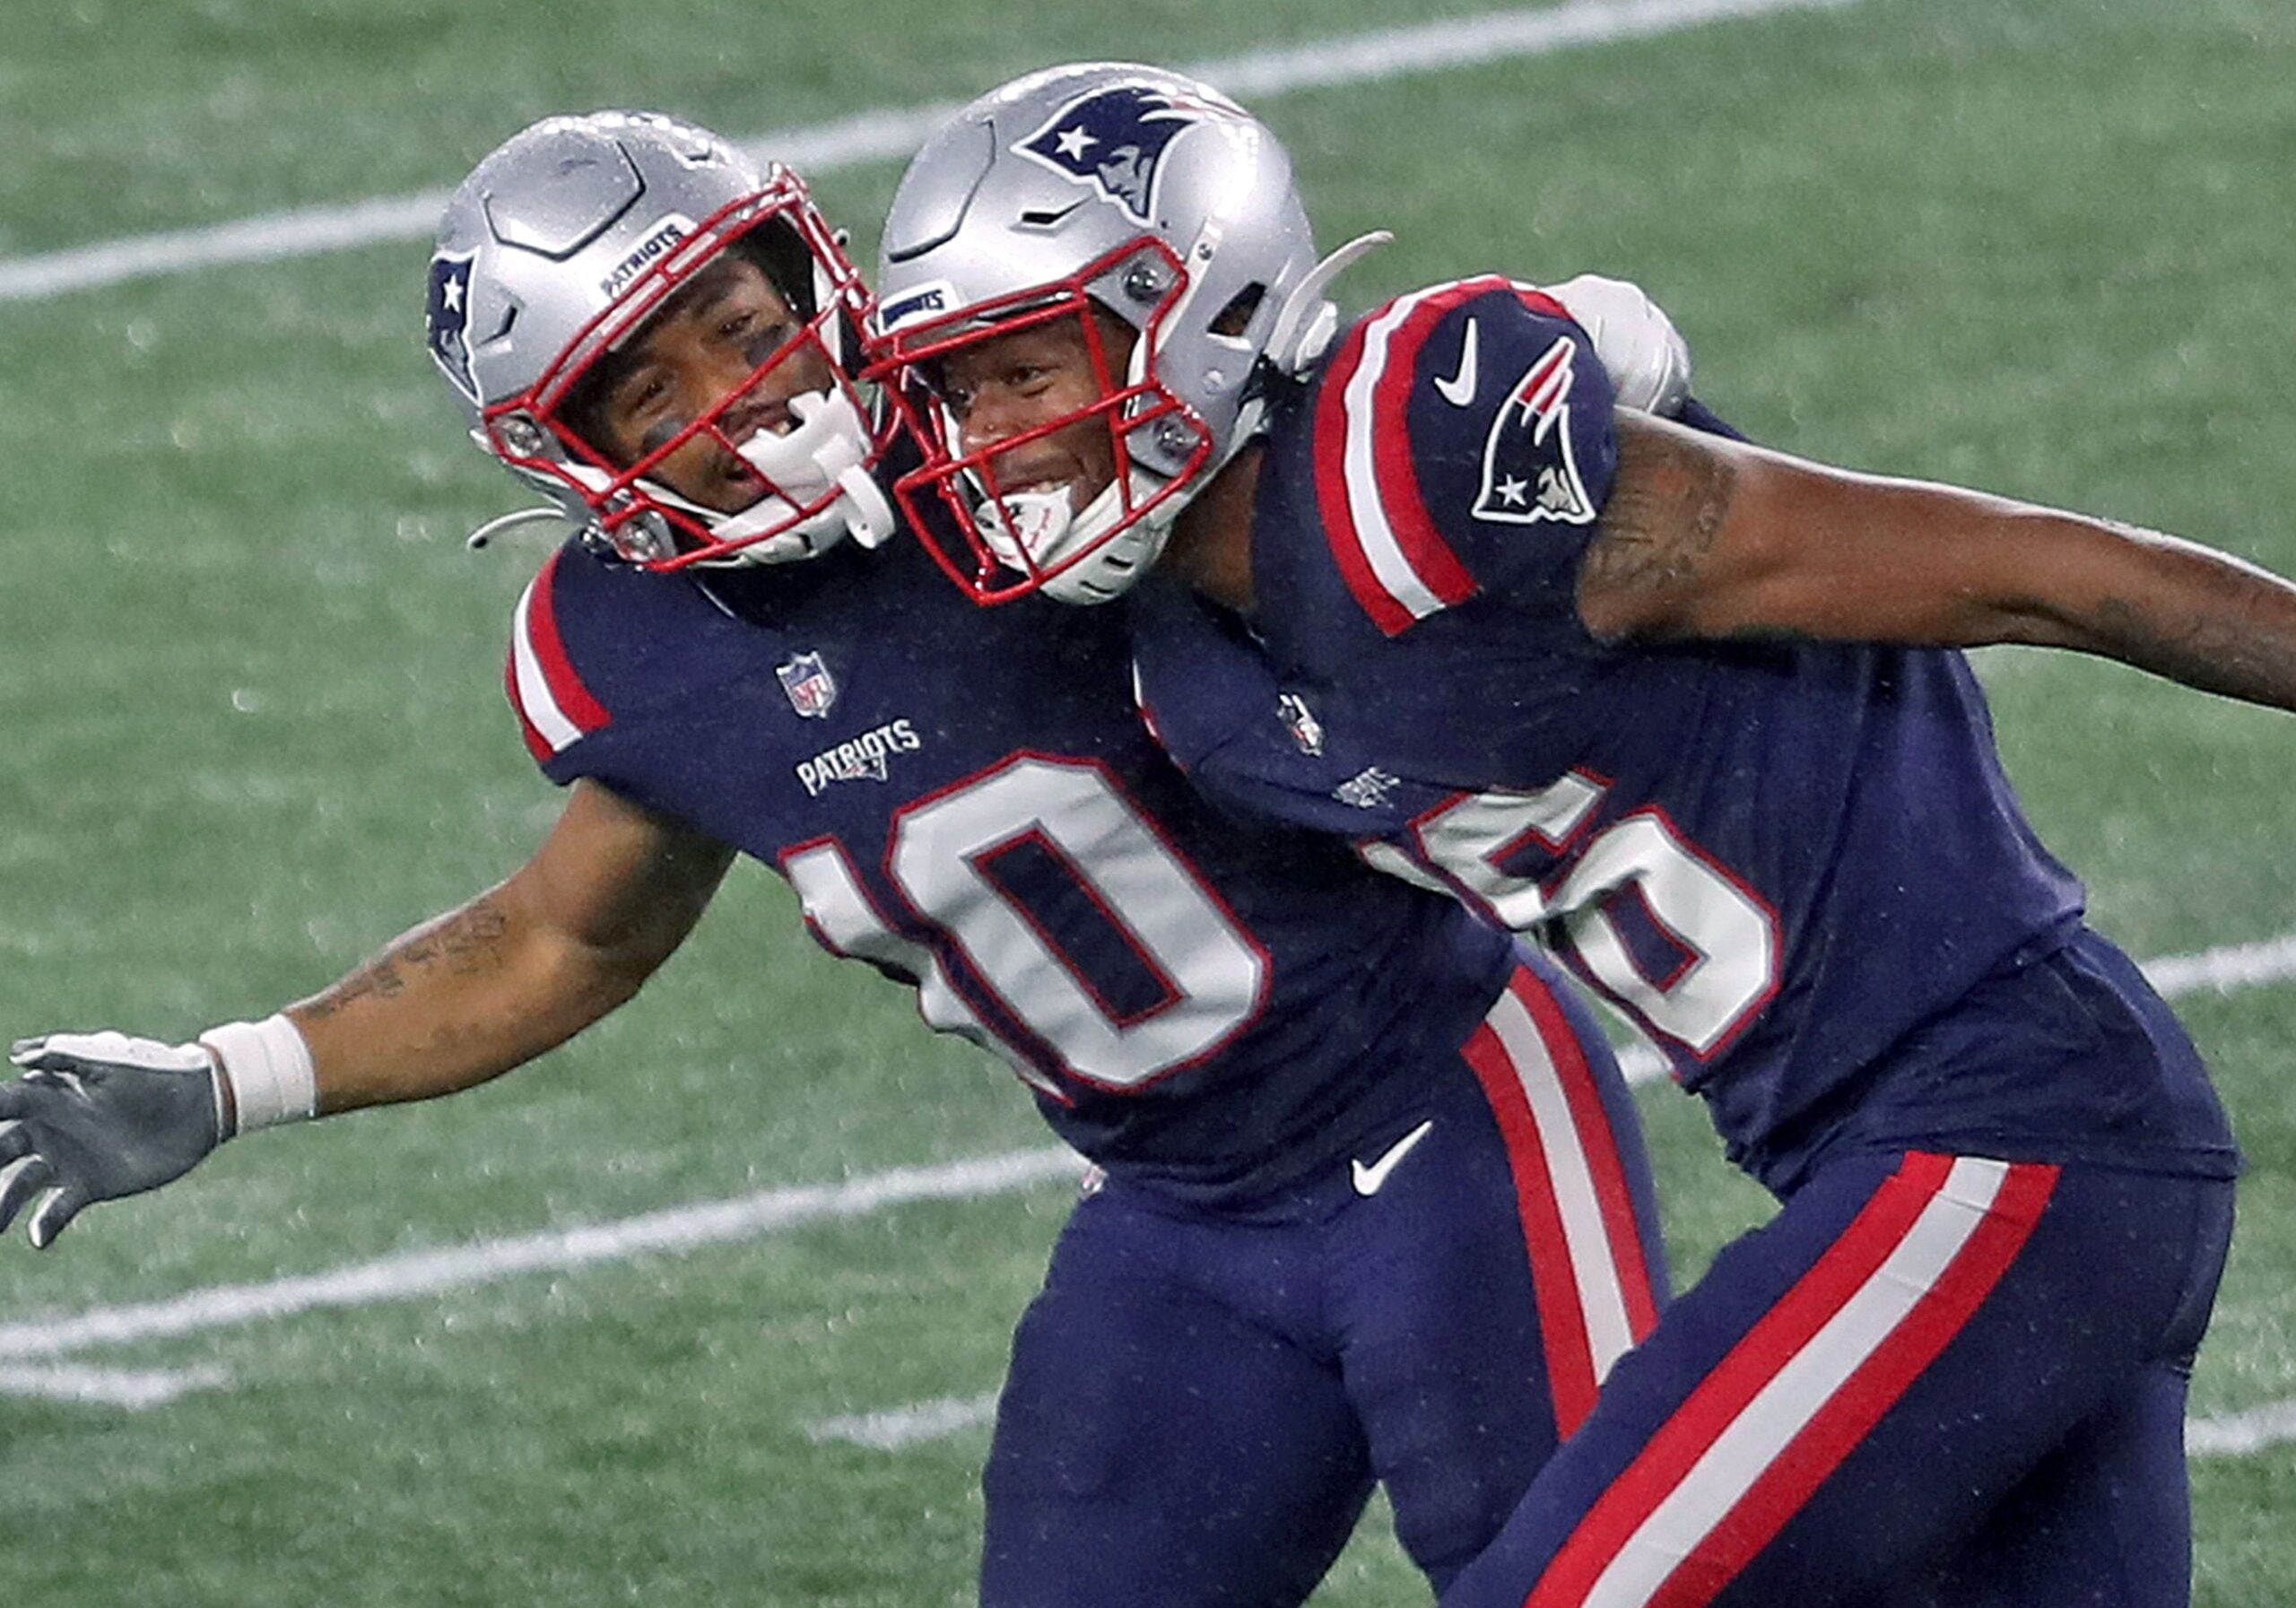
{"left": 2, "top": 0, "right": 2292, "bottom": 1602}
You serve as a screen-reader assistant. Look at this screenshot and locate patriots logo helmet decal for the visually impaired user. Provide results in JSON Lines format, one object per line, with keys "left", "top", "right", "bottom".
{"left": 1015, "top": 83, "right": 1222, "bottom": 223}
{"left": 1472, "top": 335, "right": 1596, "bottom": 527}
{"left": 424, "top": 249, "right": 480, "bottom": 405}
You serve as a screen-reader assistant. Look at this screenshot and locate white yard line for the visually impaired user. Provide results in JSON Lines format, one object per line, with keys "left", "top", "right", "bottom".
{"left": 0, "top": 1147, "right": 1080, "bottom": 1361}
{"left": 0, "top": 1362, "right": 230, "bottom": 1410}
{"left": 0, "top": 0, "right": 1857, "bottom": 304}
{"left": 806, "top": 1391, "right": 1003, "bottom": 1450}
{"left": 2140, "top": 931, "right": 2296, "bottom": 999}
{"left": 2187, "top": 1397, "right": 2296, "bottom": 1457}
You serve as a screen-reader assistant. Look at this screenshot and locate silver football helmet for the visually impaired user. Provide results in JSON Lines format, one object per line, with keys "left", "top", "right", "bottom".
{"left": 868, "top": 63, "right": 1382, "bottom": 604}
{"left": 427, "top": 109, "right": 894, "bottom": 569}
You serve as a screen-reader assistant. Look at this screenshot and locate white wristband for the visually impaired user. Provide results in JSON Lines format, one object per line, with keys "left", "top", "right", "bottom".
{"left": 198, "top": 1014, "right": 319, "bottom": 1136}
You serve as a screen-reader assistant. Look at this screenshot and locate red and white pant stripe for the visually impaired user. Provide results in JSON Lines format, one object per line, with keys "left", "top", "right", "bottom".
{"left": 1465, "top": 969, "right": 1665, "bottom": 1438}
{"left": 1524, "top": 1152, "right": 2058, "bottom": 1607}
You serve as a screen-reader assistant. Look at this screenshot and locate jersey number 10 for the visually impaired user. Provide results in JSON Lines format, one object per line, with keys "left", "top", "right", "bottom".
{"left": 780, "top": 756, "right": 1268, "bottom": 1098}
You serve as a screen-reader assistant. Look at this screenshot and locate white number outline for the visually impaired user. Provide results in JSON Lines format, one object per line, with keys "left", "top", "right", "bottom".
{"left": 1366, "top": 770, "right": 1780, "bottom": 1061}
{"left": 960, "top": 821, "right": 1188, "bottom": 1031}
{"left": 780, "top": 830, "right": 1068, "bottom": 1100}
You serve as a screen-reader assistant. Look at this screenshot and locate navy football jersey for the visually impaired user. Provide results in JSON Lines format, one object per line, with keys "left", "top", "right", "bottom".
{"left": 504, "top": 524, "right": 1521, "bottom": 1203}
{"left": 1130, "top": 275, "right": 2238, "bottom": 1192}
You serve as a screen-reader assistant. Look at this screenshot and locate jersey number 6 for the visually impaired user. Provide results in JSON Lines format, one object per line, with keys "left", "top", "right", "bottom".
{"left": 1362, "top": 772, "right": 1779, "bottom": 1059}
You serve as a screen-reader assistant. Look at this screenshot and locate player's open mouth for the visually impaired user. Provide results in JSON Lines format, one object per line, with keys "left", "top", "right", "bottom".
{"left": 719, "top": 411, "right": 799, "bottom": 490}
{"left": 720, "top": 463, "right": 767, "bottom": 504}
{"left": 991, "top": 456, "right": 1088, "bottom": 504}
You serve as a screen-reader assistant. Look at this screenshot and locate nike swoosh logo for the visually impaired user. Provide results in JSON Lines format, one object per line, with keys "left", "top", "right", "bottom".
{"left": 1433, "top": 318, "right": 1480, "bottom": 407}
{"left": 1351, "top": 1118, "right": 1436, "bottom": 1195}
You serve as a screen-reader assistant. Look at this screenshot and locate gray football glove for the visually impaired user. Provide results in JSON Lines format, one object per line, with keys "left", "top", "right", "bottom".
{"left": 1543, "top": 273, "right": 1694, "bottom": 418}
{"left": 0, "top": 1031, "right": 226, "bottom": 1247}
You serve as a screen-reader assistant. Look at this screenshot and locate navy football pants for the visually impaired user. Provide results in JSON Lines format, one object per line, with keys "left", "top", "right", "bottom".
{"left": 1439, "top": 1149, "right": 2233, "bottom": 1608}
{"left": 978, "top": 966, "right": 1670, "bottom": 1607}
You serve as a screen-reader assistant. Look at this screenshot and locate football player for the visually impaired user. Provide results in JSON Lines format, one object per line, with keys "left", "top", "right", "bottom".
{"left": 0, "top": 111, "right": 1677, "bottom": 1608}
{"left": 866, "top": 61, "right": 2286, "bottom": 1607}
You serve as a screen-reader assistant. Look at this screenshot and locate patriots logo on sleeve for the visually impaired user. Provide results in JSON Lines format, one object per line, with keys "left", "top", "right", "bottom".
{"left": 1472, "top": 335, "right": 1595, "bottom": 526}
{"left": 1015, "top": 83, "right": 1227, "bottom": 223}
{"left": 425, "top": 250, "right": 480, "bottom": 405}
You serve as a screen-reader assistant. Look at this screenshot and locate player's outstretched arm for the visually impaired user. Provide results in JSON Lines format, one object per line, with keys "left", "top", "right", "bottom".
{"left": 1576, "top": 409, "right": 2296, "bottom": 711}
{"left": 0, "top": 780, "right": 734, "bottom": 1247}
{"left": 286, "top": 778, "right": 735, "bottom": 1113}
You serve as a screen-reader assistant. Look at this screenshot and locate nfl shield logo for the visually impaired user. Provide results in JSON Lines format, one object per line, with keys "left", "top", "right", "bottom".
{"left": 777, "top": 652, "right": 838, "bottom": 718}
{"left": 1277, "top": 691, "right": 1325, "bottom": 757}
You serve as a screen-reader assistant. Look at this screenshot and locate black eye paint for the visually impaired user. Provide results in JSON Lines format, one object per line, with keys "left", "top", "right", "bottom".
{"left": 637, "top": 417, "right": 686, "bottom": 456}
{"left": 740, "top": 326, "right": 789, "bottom": 369}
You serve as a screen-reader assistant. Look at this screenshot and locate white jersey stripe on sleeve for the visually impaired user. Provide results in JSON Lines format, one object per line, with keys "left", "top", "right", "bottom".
{"left": 509, "top": 578, "right": 584, "bottom": 758}
{"left": 1337, "top": 287, "right": 1455, "bottom": 623}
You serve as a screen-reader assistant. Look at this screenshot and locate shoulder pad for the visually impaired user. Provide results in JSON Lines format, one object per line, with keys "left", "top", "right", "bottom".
{"left": 1308, "top": 278, "right": 1617, "bottom": 635}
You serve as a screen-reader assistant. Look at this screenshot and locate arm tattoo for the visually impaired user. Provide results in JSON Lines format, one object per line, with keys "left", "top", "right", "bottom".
{"left": 2092, "top": 587, "right": 2296, "bottom": 710}
{"left": 300, "top": 900, "right": 513, "bottom": 1020}
{"left": 2039, "top": 516, "right": 2296, "bottom": 711}
{"left": 1576, "top": 416, "right": 1739, "bottom": 633}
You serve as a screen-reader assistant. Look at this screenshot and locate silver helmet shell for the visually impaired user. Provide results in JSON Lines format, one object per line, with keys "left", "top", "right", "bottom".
{"left": 427, "top": 109, "right": 891, "bottom": 569}
{"left": 869, "top": 63, "right": 1329, "bottom": 604}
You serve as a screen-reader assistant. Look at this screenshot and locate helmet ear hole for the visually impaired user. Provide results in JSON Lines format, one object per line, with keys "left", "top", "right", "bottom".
{"left": 734, "top": 217, "right": 822, "bottom": 321}
{"left": 1212, "top": 284, "right": 1265, "bottom": 339}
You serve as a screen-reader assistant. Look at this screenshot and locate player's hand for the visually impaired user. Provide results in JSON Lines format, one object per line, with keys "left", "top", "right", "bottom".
{"left": 1544, "top": 273, "right": 1693, "bottom": 418}
{"left": 0, "top": 1031, "right": 225, "bottom": 1247}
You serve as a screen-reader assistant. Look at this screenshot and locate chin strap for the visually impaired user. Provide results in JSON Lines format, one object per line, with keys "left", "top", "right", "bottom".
{"left": 973, "top": 467, "right": 1174, "bottom": 606}
{"left": 1262, "top": 231, "right": 1392, "bottom": 376}
{"left": 974, "top": 487, "right": 1075, "bottom": 572}
{"left": 465, "top": 505, "right": 578, "bottom": 551}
